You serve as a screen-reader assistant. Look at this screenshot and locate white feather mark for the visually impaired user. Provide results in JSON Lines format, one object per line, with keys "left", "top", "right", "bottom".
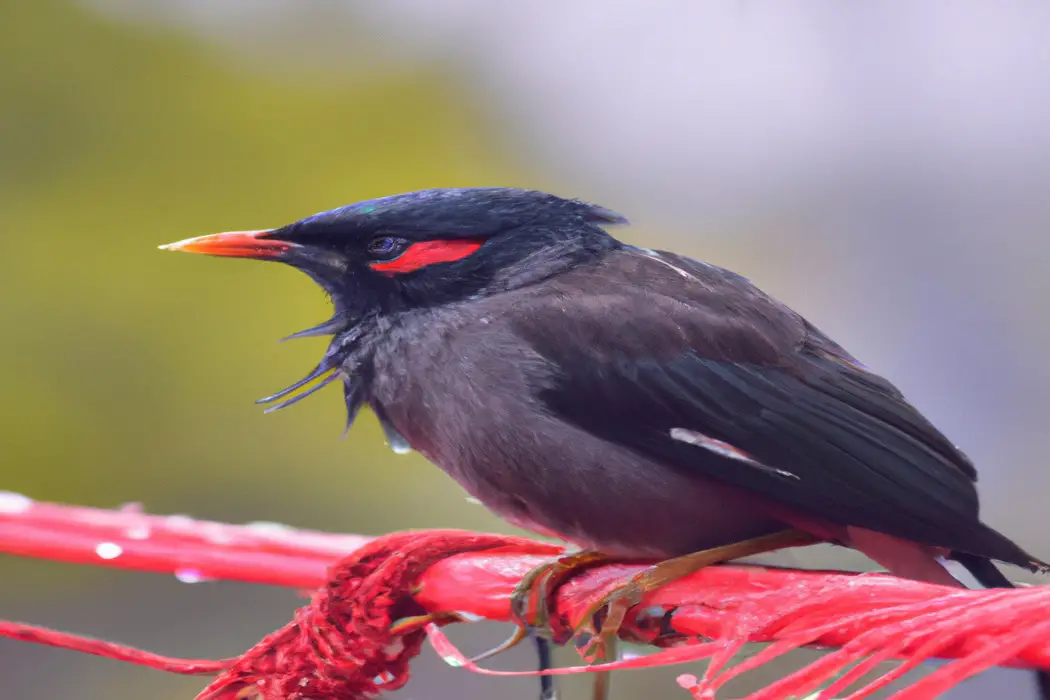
{"left": 670, "top": 428, "right": 799, "bottom": 480}
{"left": 638, "top": 248, "right": 707, "bottom": 283}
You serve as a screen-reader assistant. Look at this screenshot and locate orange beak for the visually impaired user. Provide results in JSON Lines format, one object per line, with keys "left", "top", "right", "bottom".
{"left": 159, "top": 230, "right": 295, "bottom": 259}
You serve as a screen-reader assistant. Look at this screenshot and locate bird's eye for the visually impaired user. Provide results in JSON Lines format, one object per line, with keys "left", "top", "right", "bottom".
{"left": 366, "top": 235, "right": 408, "bottom": 261}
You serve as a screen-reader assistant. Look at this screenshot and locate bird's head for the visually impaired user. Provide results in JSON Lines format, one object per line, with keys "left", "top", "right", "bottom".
{"left": 161, "top": 187, "right": 627, "bottom": 418}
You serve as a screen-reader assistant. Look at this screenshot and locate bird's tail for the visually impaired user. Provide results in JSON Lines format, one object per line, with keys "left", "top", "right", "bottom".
{"left": 951, "top": 551, "right": 1050, "bottom": 700}
{"left": 959, "top": 521, "right": 1050, "bottom": 576}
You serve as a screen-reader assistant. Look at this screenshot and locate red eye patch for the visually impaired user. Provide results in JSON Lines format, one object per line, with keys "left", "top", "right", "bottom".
{"left": 369, "top": 238, "right": 485, "bottom": 275}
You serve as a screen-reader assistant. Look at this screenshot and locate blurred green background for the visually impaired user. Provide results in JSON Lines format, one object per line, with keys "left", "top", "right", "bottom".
{"left": 0, "top": 0, "right": 524, "bottom": 532}
{"left": 0, "top": 3, "right": 668, "bottom": 698}
{"left": 4, "top": 2, "right": 1050, "bottom": 699}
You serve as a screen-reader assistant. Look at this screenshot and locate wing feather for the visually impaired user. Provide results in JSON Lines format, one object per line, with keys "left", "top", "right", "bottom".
{"left": 514, "top": 248, "right": 1033, "bottom": 565}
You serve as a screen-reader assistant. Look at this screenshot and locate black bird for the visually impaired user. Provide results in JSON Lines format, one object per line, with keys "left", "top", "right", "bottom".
{"left": 163, "top": 187, "right": 1047, "bottom": 695}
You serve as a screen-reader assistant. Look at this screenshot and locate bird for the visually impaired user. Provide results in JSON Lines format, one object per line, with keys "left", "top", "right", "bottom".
{"left": 163, "top": 187, "right": 1047, "bottom": 698}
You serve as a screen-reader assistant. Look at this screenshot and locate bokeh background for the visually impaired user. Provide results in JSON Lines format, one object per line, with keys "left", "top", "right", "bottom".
{"left": 3, "top": 1, "right": 1050, "bottom": 698}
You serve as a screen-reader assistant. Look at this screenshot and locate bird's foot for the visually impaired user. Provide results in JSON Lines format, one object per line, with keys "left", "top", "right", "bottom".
{"left": 511, "top": 549, "right": 614, "bottom": 636}
{"left": 513, "top": 549, "right": 622, "bottom": 700}
{"left": 568, "top": 529, "right": 819, "bottom": 662}
{"left": 471, "top": 530, "right": 815, "bottom": 700}
{"left": 468, "top": 549, "right": 613, "bottom": 665}
{"left": 460, "top": 550, "right": 612, "bottom": 700}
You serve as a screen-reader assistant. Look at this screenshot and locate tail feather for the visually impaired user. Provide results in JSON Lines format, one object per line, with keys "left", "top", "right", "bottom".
{"left": 961, "top": 523, "right": 1049, "bottom": 576}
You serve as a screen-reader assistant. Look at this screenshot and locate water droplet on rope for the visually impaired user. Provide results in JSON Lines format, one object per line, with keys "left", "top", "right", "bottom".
{"left": 165, "top": 514, "right": 196, "bottom": 530}
{"left": 175, "top": 569, "right": 207, "bottom": 584}
{"left": 124, "top": 525, "right": 151, "bottom": 540}
{"left": 0, "top": 492, "right": 32, "bottom": 514}
{"left": 202, "top": 528, "right": 235, "bottom": 545}
{"left": 453, "top": 611, "right": 484, "bottom": 622}
{"left": 618, "top": 647, "right": 644, "bottom": 661}
{"left": 95, "top": 542, "right": 123, "bottom": 560}
{"left": 246, "top": 521, "right": 294, "bottom": 537}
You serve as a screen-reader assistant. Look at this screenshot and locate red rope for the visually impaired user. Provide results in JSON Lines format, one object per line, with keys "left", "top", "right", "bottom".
{"left": 1, "top": 493, "right": 1048, "bottom": 699}
{"left": 0, "top": 621, "right": 234, "bottom": 674}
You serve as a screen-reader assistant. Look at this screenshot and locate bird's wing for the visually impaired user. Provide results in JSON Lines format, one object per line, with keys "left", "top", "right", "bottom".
{"left": 513, "top": 247, "right": 991, "bottom": 553}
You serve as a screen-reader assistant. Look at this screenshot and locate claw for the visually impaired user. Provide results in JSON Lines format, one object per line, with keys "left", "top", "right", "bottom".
{"left": 510, "top": 550, "right": 613, "bottom": 636}
{"left": 389, "top": 611, "right": 463, "bottom": 636}
{"left": 466, "top": 624, "right": 557, "bottom": 700}
{"left": 574, "top": 594, "right": 635, "bottom": 664}
{"left": 466, "top": 550, "right": 610, "bottom": 676}
{"left": 467, "top": 622, "right": 533, "bottom": 664}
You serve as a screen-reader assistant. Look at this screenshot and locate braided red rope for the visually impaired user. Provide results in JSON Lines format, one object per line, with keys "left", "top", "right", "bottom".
{"left": 1, "top": 492, "right": 1048, "bottom": 699}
